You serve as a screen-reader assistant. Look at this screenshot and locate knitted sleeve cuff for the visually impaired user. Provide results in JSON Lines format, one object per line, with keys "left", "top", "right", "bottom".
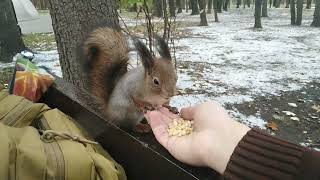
{"left": 223, "top": 128, "right": 320, "bottom": 180}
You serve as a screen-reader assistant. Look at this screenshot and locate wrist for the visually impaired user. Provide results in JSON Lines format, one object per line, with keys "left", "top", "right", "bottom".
{"left": 205, "top": 121, "right": 250, "bottom": 174}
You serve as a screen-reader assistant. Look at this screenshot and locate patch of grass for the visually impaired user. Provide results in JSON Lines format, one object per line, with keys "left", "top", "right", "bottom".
{"left": 22, "top": 33, "right": 56, "bottom": 51}
{"left": 0, "top": 67, "right": 14, "bottom": 85}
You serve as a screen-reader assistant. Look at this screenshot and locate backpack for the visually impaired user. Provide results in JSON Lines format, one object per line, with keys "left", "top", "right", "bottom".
{"left": 0, "top": 90, "right": 127, "bottom": 180}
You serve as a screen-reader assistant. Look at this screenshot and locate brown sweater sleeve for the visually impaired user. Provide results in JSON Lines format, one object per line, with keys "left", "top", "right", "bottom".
{"left": 223, "top": 128, "right": 320, "bottom": 180}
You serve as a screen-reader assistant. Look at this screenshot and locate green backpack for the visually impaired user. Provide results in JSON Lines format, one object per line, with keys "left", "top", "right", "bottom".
{"left": 0, "top": 90, "right": 126, "bottom": 180}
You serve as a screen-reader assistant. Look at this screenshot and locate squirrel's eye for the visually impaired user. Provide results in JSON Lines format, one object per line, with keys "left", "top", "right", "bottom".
{"left": 153, "top": 78, "right": 160, "bottom": 86}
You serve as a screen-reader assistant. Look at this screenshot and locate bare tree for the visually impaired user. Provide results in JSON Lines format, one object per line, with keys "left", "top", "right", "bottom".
{"left": 296, "top": 0, "right": 303, "bottom": 25}
{"left": 236, "top": 0, "right": 241, "bottom": 8}
{"left": 169, "top": 0, "right": 176, "bottom": 17}
{"left": 177, "top": 0, "right": 183, "bottom": 13}
{"left": 311, "top": 0, "right": 320, "bottom": 27}
{"left": 254, "top": 0, "right": 263, "bottom": 28}
{"left": 48, "top": 0, "right": 119, "bottom": 89}
{"left": 290, "top": 0, "right": 296, "bottom": 25}
{"left": 306, "top": 0, "right": 312, "bottom": 9}
{"left": 191, "top": 0, "right": 200, "bottom": 14}
{"left": 213, "top": 0, "right": 219, "bottom": 21}
{"left": 262, "top": 0, "right": 268, "bottom": 17}
{"left": 285, "top": 0, "right": 290, "bottom": 8}
{"left": 223, "top": 0, "right": 230, "bottom": 11}
{"left": 153, "top": 0, "right": 163, "bottom": 17}
{"left": 199, "top": 0, "right": 208, "bottom": 26}
{"left": 208, "top": 0, "right": 213, "bottom": 13}
{"left": 0, "top": 0, "right": 25, "bottom": 62}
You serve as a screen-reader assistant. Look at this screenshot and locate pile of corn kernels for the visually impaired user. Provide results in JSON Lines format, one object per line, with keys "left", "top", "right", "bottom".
{"left": 167, "top": 118, "right": 194, "bottom": 137}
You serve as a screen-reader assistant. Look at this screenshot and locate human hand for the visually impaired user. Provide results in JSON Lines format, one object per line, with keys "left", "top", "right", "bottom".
{"left": 144, "top": 102, "right": 250, "bottom": 174}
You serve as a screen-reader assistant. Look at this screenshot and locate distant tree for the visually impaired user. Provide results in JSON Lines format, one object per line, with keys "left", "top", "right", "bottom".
{"left": 208, "top": 0, "right": 213, "bottom": 13}
{"left": 244, "top": 0, "right": 251, "bottom": 8}
{"left": 285, "top": 0, "right": 290, "bottom": 8}
{"left": 0, "top": 0, "right": 25, "bottom": 62}
{"left": 269, "top": 0, "right": 272, "bottom": 8}
{"left": 254, "top": 0, "right": 263, "bottom": 28}
{"left": 222, "top": 0, "right": 229, "bottom": 11}
{"left": 199, "top": 0, "right": 208, "bottom": 26}
{"left": 153, "top": 0, "right": 163, "bottom": 17}
{"left": 217, "top": 0, "right": 223, "bottom": 12}
{"left": 213, "top": 0, "right": 219, "bottom": 21}
{"left": 262, "top": 0, "right": 268, "bottom": 17}
{"left": 296, "top": 0, "right": 303, "bottom": 25}
{"left": 48, "top": 0, "right": 119, "bottom": 88}
{"left": 311, "top": 0, "right": 320, "bottom": 27}
{"left": 191, "top": 0, "right": 200, "bottom": 15}
{"left": 177, "top": 0, "right": 183, "bottom": 13}
{"left": 169, "top": 0, "right": 176, "bottom": 17}
{"left": 236, "top": 0, "right": 241, "bottom": 8}
{"left": 290, "top": 0, "right": 303, "bottom": 25}
{"left": 273, "top": 0, "right": 281, "bottom": 7}
{"left": 306, "top": 0, "right": 312, "bottom": 9}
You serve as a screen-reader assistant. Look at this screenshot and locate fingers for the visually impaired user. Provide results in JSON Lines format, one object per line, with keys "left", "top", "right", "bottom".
{"left": 180, "top": 106, "right": 196, "bottom": 120}
{"left": 144, "top": 111, "right": 170, "bottom": 148}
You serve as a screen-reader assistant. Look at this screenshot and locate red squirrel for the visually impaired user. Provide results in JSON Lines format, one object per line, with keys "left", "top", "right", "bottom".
{"left": 83, "top": 27, "right": 177, "bottom": 131}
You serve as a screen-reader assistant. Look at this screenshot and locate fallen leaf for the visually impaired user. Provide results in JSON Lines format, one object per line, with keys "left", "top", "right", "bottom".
{"left": 266, "top": 121, "right": 279, "bottom": 131}
{"left": 311, "top": 105, "right": 320, "bottom": 113}
{"left": 288, "top": 103, "right": 297, "bottom": 108}
{"left": 282, "top": 111, "right": 296, "bottom": 116}
{"left": 290, "top": 117, "right": 300, "bottom": 121}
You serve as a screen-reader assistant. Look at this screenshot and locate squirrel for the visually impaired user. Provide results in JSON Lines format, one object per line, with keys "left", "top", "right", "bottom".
{"left": 82, "top": 27, "right": 177, "bottom": 131}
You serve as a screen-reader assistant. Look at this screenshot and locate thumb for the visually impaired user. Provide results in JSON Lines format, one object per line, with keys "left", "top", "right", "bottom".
{"left": 145, "top": 111, "right": 169, "bottom": 148}
{"left": 180, "top": 106, "right": 196, "bottom": 120}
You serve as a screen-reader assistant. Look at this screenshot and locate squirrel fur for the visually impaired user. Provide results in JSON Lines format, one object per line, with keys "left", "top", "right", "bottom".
{"left": 83, "top": 27, "right": 177, "bottom": 130}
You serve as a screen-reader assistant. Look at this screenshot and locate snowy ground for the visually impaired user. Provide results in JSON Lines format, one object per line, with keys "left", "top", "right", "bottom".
{"left": 1, "top": 8, "right": 319, "bottom": 145}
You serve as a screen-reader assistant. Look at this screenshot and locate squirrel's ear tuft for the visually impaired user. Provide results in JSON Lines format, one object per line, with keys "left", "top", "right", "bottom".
{"left": 133, "top": 37, "right": 154, "bottom": 73}
{"left": 155, "top": 35, "right": 171, "bottom": 60}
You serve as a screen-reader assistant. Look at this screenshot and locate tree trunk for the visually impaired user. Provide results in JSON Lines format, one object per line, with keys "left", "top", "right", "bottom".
{"left": 169, "top": 0, "right": 176, "bottom": 17}
{"left": 269, "top": 0, "right": 272, "bottom": 8}
{"left": 177, "top": 0, "right": 183, "bottom": 13}
{"left": 191, "top": 0, "right": 200, "bottom": 15}
{"left": 182, "top": 0, "right": 186, "bottom": 9}
{"left": 48, "top": 0, "right": 119, "bottom": 89}
{"left": 262, "top": 0, "right": 268, "bottom": 17}
{"left": 254, "top": 0, "right": 263, "bottom": 28}
{"left": 199, "top": 0, "right": 208, "bottom": 26}
{"left": 208, "top": 0, "right": 213, "bottom": 13}
{"left": 213, "top": 0, "right": 219, "bottom": 21}
{"left": 236, "top": 0, "right": 241, "bottom": 8}
{"left": 311, "top": 0, "right": 320, "bottom": 26}
{"left": 274, "top": 0, "right": 280, "bottom": 7}
{"left": 306, "top": 0, "right": 312, "bottom": 9}
{"left": 153, "top": 0, "right": 163, "bottom": 17}
{"left": 290, "top": 0, "right": 296, "bottom": 25}
{"left": 296, "top": 0, "right": 303, "bottom": 25}
{"left": 247, "top": 0, "right": 251, "bottom": 7}
{"left": 0, "top": 0, "right": 25, "bottom": 62}
{"left": 217, "top": 0, "right": 223, "bottom": 12}
{"left": 285, "top": 0, "right": 290, "bottom": 8}
{"left": 223, "top": 0, "right": 230, "bottom": 11}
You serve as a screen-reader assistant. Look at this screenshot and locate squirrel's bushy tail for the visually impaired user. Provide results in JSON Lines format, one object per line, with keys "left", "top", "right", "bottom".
{"left": 83, "top": 27, "right": 129, "bottom": 107}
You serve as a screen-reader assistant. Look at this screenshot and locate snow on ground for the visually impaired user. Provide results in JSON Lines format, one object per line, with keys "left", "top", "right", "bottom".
{"left": 2, "top": 8, "right": 319, "bottom": 129}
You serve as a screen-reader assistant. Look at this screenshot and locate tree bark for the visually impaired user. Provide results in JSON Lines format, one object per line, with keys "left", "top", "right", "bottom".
{"left": 213, "top": 0, "right": 219, "bottom": 21}
{"left": 262, "top": 0, "right": 268, "bottom": 17}
{"left": 0, "top": 0, "right": 25, "bottom": 62}
{"left": 306, "top": 0, "right": 312, "bottom": 9}
{"left": 191, "top": 0, "right": 200, "bottom": 15}
{"left": 153, "top": 0, "right": 163, "bottom": 17}
{"left": 311, "top": 0, "right": 320, "bottom": 27}
{"left": 223, "top": 0, "right": 229, "bottom": 11}
{"left": 254, "top": 0, "right": 263, "bottom": 28}
{"left": 208, "top": 0, "right": 213, "bottom": 13}
{"left": 199, "top": 0, "right": 208, "bottom": 26}
{"left": 236, "top": 0, "right": 241, "bottom": 8}
{"left": 296, "top": 0, "right": 303, "bottom": 25}
{"left": 169, "top": 0, "right": 176, "bottom": 17}
{"left": 285, "top": 0, "right": 290, "bottom": 8}
{"left": 290, "top": 0, "right": 296, "bottom": 25}
{"left": 48, "top": 0, "right": 119, "bottom": 89}
{"left": 177, "top": 0, "right": 183, "bottom": 13}
{"left": 217, "top": 0, "right": 223, "bottom": 12}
